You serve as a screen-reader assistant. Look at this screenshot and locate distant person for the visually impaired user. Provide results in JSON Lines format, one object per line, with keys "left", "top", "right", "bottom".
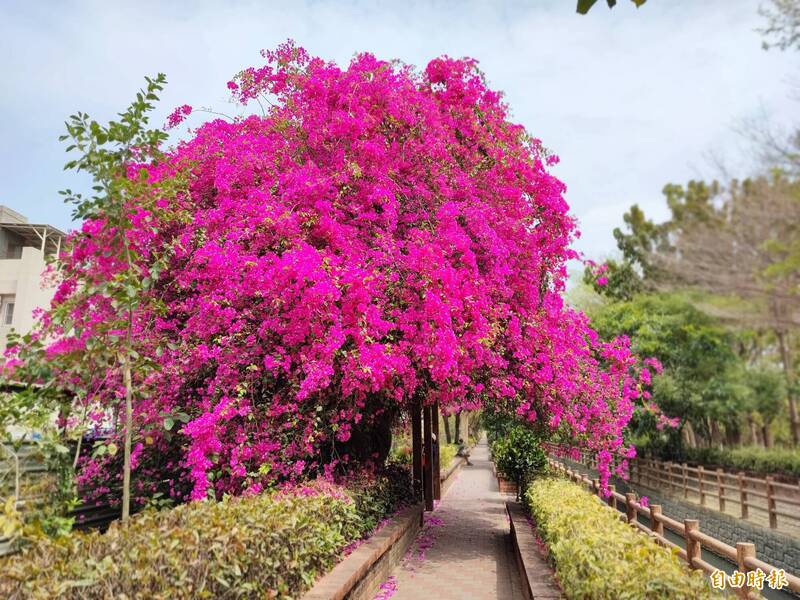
{"left": 431, "top": 432, "right": 439, "bottom": 471}
{"left": 457, "top": 437, "right": 472, "bottom": 466}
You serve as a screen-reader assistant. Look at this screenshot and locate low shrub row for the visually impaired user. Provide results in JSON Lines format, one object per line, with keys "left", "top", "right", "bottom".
{"left": 640, "top": 444, "right": 800, "bottom": 478}
{"left": 1, "top": 471, "right": 411, "bottom": 599}
{"left": 525, "top": 478, "right": 720, "bottom": 599}
{"left": 685, "top": 445, "right": 800, "bottom": 478}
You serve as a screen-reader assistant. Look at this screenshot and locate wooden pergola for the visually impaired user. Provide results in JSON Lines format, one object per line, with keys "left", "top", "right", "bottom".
{"left": 411, "top": 399, "right": 441, "bottom": 512}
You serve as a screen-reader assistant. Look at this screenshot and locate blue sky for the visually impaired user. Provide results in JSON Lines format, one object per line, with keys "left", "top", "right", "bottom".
{"left": 0, "top": 0, "right": 796, "bottom": 263}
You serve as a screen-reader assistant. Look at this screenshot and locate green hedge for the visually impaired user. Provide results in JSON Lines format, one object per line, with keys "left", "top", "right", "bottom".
{"left": 1, "top": 474, "right": 410, "bottom": 599}
{"left": 526, "top": 478, "right": 720, "bottom": 600}
{"left": 440, "top": 444, "right": 458, "bottom": 471}
{"left": 680, "top": 446, "right": 800, "bottom": 478}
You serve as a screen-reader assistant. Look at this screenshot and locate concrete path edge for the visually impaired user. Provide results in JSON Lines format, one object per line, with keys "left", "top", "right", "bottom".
{"left": 303, "top": 458, "right": 465, "bottom": 600}
{"left": 506, "top": 501, "right": 563, "bottom": 600}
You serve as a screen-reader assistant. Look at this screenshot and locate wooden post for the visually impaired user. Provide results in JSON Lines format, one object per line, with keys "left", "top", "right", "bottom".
{"left": 592, "top": 478, "right": 600, "bottom": 497}
{"left": 608, "top": 485, "right": 617, "bottom": 510}
{"left": 423, "top": 403, "right": 434, "bottom": 511}
{"left": 650, "top": 504, "right": 664, "bottom": 537}
{"left": 625, "top": 492, "right": 637, "bottom": 524}
{"left": 684, "top": 519, "right": 700, "bottom": 569}
{"left": 432, "top": 400, "right": 441, "bottom": 501}
{"left": 716, "top": 468, "right": 725, "bottom": 512}
{"left": 698, "top": 465, "right": 705, "bottom": 506}
{"left": 412, "top": 400, "right": 422, "bottom": 500}
{"left": 682, "top": 463, "right": 688, "bottom": 499}
{"left": 766, "top": 476, "right": 777, "bottom": 529}
{"left": 736, "top": 542, "right": 756, "bottom": 600}
{"left": 738, "top": 473, "right": 748, "bottom": 519}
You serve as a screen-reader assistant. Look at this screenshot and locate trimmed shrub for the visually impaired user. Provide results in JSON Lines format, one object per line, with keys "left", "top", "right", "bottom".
{"left": 492, "top": 426, "right": 547, "bottom": 490}
{"left": 685, "top": 446, "right": 800, "bottom": 478}
{"left": 526, "top": 478, "right": 720, "bottom": 599}
{"left": 725, "top": 446, "right": 800, "bottom": 477}
{"left": 0, "top": 474, "right": 410, "bottom": 599}
{"left": 346, "top": 465, "right": 413, "bottom": 534}
{"left": 643, "top": 444, "right": 800, "bottom": 478}
{"left": 439, "top": 444, "right": 458, "bottom": 471}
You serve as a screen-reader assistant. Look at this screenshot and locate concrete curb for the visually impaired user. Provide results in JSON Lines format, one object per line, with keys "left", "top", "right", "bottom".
{"left": 506, "top": 501, "right": 563, "bottom": 600}
{"left": 303, "top": 502, "right": 424, "bottom": 600}
{"left": 303, "top": 461, "right": 465, "bottom": 600}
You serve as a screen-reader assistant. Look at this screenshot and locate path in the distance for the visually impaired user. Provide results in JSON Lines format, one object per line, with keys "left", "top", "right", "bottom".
{"left": 383, "top": 439, "right": 524, "bottom": 600}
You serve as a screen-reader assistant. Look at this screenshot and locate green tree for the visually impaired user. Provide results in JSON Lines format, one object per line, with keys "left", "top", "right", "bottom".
{"left": 577, "top": 0, "right": 646, "bottom": 14}
{"left": 589, "top": 294, "right": 751, "bottom": 453}
{"left": 4, "top": 75, "right": 185, "bottom": 523}
{"left": 588, "top": 176, "right": 800, "bottom": 444}
{"left": 57, "top": 75, "right": 188, "bottom": 521}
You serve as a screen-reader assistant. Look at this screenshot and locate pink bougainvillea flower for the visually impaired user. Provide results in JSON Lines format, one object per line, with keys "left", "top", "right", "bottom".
{"left": 18, "top": 41, "right": 668, "bottom": 504}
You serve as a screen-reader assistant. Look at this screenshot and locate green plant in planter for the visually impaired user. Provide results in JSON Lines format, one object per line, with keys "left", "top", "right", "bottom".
{"left": 493, "top": 425, "right": 547, "bottom": 495}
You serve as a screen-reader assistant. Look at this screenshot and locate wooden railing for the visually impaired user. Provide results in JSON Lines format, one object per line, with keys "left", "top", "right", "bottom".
{"left": 544, "top": 444, "right": 800, "bottom": 531}
{"left": 1, "top": 442, "right": 120, "bottom": 556}
{"left": 547, "top": 456, "right": 800, "bottom": 599}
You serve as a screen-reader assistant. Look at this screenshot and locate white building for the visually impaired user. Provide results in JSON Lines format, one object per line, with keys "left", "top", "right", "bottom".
{"left": 0, "top": 206, "right": 65, "bottom": 350}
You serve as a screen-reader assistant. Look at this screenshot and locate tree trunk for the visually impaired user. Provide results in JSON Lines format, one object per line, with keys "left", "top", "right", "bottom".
{"left": 442, "top": 414, "right": 452, "bottom": 445}
{"left": 725, "top": 424, "right": 740, "bottom": 447}
{"left": 710, "top": 420, "right": 723, "bottom": 449}
{"left": 121, "top": 356, "right": 133, "bottom": 522}
{"left": 682, "top": 422, "right": 697, "bottom": 448}
{"left": 454, "top": 412, "right": 461, "bottom": 444}
{"left": 762, "top": 421, "right": 774, "bottom": 448}
{"left": 777, "top": 330, "right": 800, "bottom": 446}
{"left": 748, "top": 415, "right": 760, "bottom": 446}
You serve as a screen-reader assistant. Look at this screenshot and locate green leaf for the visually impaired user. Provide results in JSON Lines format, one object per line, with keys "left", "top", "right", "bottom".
{"left": 164, "top": 417, "right": 175, "bottom": 431}
{"left": 577, "top": 0, "right": 599, "bottom": 13}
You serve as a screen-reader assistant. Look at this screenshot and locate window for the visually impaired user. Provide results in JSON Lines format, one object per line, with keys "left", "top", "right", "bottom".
{"left": 2, "top": 297, "right": 14, "bottom": 326}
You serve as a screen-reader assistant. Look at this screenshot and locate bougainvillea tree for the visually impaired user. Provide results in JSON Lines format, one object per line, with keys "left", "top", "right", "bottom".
{"left": 6, "top": 42, "right": 663, "bottom": 505}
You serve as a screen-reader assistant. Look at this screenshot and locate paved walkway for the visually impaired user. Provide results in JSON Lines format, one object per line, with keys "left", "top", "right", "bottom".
{"left": 382, "top": 440, "right": 525, "bottom": 600}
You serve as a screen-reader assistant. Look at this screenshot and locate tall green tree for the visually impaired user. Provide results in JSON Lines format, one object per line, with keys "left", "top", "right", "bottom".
{"left": 588, "top": 175, "right": 800, "bottom": 444}
{"left": 589, "top": 293, "right": 751, "bottom": 452}
{"left": 4, "top": 75, "right": 184, "bottom": 523}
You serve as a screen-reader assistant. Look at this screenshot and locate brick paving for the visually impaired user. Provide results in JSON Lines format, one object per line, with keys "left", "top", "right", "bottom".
{"left": 386, "top": 440, "right": 525, "bottom": 600}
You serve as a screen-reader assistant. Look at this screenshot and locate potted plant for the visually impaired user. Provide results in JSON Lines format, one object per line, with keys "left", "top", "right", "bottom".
{"left": 493, "top": 426, "right": 547, "bottom": 498}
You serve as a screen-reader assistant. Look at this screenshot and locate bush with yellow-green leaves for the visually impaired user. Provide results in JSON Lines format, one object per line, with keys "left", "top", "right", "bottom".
{"left": 439, "top": 443, "right": 458, "bottom": 471}
{"left": 525, "top": 478, "right": 721, "bottom": 600}
{"left": 0, "top": 472, "right": 410, "bottom": 599}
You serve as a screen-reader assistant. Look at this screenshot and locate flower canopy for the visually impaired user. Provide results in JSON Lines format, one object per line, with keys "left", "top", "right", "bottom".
{"left": 30, "top": 43, "right": 651, "bottom": 501}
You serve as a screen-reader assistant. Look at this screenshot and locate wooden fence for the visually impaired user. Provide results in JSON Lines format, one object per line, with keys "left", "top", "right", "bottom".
{"left": 544, "top": 444, "right": 800, "bottom": 532}
{"left": 547, "top": 456, "right": 800, "bottom": 599}
{"left": 1, "top": 442, "right": 119, "bottom": 556}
